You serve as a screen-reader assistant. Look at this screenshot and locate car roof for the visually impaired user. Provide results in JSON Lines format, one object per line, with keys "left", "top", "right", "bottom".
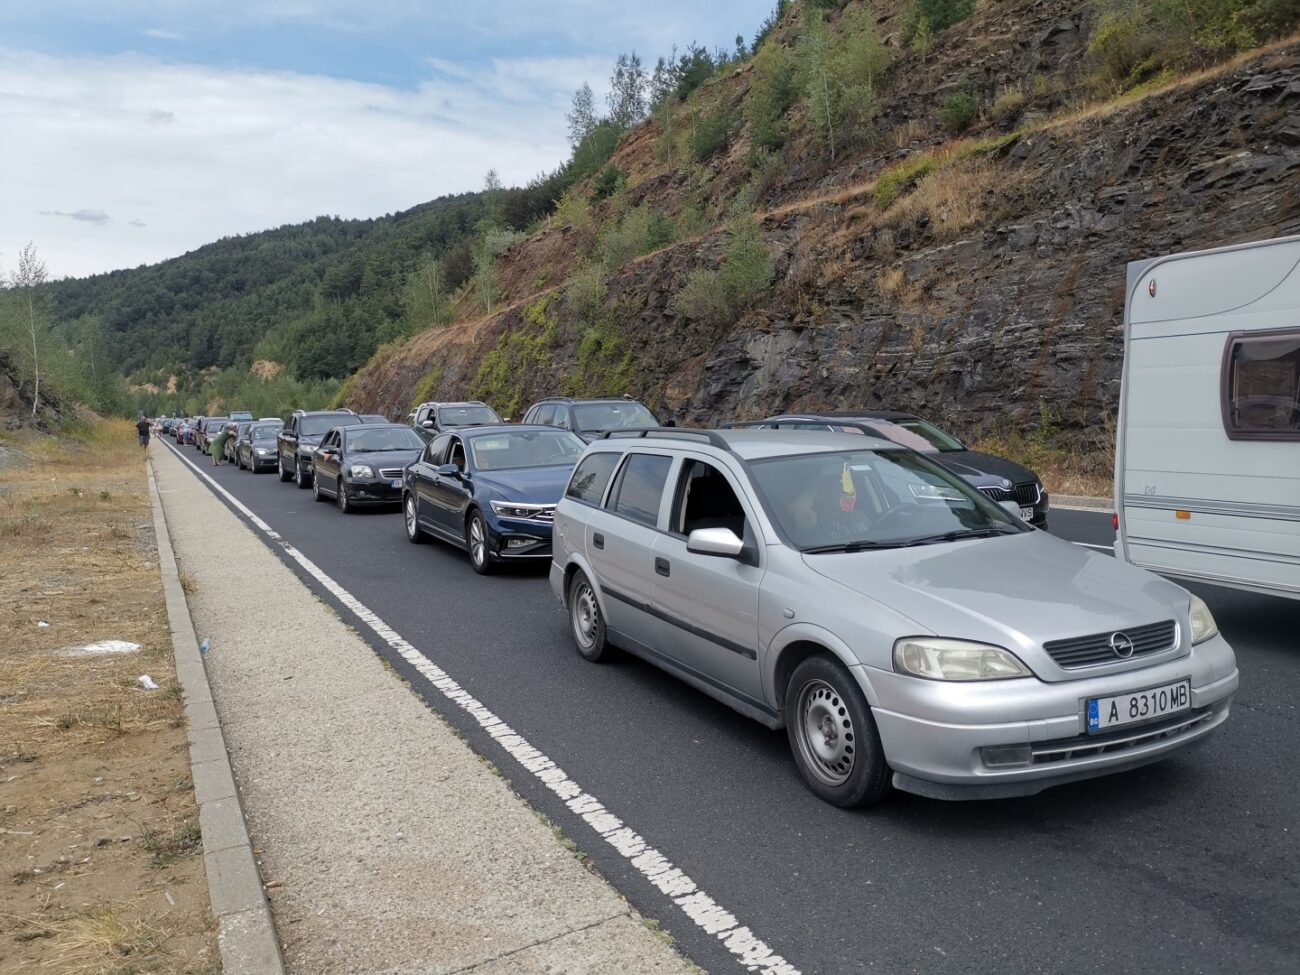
{"left": 340, "top": 423, "right": 412, "bottom": 435}
{"left": 585, "top": 428, "right": 899, "bottom": 460}
{"left": 456, "top": 423, "right": 559, "bottom": 439}
{"left": 772, "top": 410, "right": 920, "bottom": 422}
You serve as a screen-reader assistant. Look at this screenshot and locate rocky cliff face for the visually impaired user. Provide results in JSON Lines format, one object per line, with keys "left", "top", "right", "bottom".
{"left": 346, "top": 1, "right": 1300, "bottom": 445}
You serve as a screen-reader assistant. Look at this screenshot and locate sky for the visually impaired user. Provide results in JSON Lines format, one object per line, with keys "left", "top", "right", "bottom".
{"left": 0, "top": 0, "right": 767, "bottom": 280}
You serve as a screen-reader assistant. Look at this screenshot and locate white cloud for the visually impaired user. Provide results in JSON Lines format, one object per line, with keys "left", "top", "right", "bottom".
{"left": 0, "top": 48, "right": 594, "bottom": 278}
{"left": 142, "top": 27, "right": 185, "bottom": 40}
{"left": 40, "top": 208, "right": 112, "bottom": 224}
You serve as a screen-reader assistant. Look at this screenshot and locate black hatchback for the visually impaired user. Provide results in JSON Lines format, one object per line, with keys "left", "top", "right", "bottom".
{"left": 310, "top": 423, "right": 426, "bottom": 513}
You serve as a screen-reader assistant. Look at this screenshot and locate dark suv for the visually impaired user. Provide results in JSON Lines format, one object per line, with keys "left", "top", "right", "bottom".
{"left": 746, "top": 411, "right": 1049, "bottom": 527}
{"left": 408, "top": 401, "right": 503, "bottom": 441}
{"left": 277, "top": 409, "right": 363, "bottom": 488}
{"left": 521, "top": 397, "right": 662, "bottom": 443}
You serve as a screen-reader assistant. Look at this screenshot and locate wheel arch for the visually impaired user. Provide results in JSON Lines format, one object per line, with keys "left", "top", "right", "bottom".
{"left": 769, "top": 625, "right": 880, "bottom": 711}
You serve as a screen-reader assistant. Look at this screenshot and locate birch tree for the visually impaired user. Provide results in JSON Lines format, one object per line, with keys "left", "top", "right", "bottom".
{"left": 12, "top": 243, "right": 49, "bottom": 418}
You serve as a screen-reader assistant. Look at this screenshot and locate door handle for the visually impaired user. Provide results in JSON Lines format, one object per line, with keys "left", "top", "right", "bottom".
{"left": 655, "top": 557, "right": 670, "bottom": 577}
{"left": 593, "top": 532, "right": 604, "bottom": 550}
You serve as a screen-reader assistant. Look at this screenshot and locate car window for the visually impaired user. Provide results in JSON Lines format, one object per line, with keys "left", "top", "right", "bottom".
{"left": 439, "top": 405, "right": 501, "bottom": 427}
{"left": 553, "top": 407, "right": 572, "bottom": 431}
{"left": 672, "top": 460, "right": 747, "bottom": 539}
{"left": 469, "top": 430, "right": 585, "bottom": 471}
{"left": 566, "top": 452, "right": 620, "bottom": 506}
{"left": 750, "top": 449, "right": 1022, "bottom": 550}
{"left": 425, "top": 434, "right": 451, "bottom": 465}
{"left": 251, "top": 425, "right": 278, "bottom": 441}
{"left": 890, "top": 418, "right": 965, "bottom": 452}
{"left": 1222, "top": 328, "right": 1300, "bottom": 440}
{"left": 300, "top": 414, "right": 362, "bottom": 437}
{"left": 346, "top": 427, "right": 425, "bottom": 452}
{"left": 448, "top": 437, "right": 466, "bottom": 471}
{"left": 572, "top": 402, "right": 657, "bottom": 433}
{"left": 608, "top": 453, "right": 672, "bottom": 528}
{"left": 532, "top": 404, "right": 554, "bottom": 426}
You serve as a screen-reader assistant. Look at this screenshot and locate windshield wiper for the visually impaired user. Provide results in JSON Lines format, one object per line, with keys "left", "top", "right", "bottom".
{"left": 803, "top": 540, "right": 919, "bottom": 554}
{"left": 909, "top": 527, "right": 1022, "bottom": 546}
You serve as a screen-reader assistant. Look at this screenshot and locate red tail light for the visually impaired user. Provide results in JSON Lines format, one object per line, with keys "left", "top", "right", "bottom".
{"left": 1112, "top": 513, "right": 1119, "bottom": 530}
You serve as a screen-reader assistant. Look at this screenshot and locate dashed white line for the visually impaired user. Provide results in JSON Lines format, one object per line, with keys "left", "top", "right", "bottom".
{"left": 157, "top": 441, "right": 800, "bottom": 975}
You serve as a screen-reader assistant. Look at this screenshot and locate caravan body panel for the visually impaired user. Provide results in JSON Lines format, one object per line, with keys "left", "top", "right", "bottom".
{"left": 1116, "top": 236, "right": 1300, "bottom": 600}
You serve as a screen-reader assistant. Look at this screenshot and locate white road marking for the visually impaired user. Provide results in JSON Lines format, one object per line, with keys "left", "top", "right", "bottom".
{"left": 157, "top": 440, "right": 800, "bottom": 975}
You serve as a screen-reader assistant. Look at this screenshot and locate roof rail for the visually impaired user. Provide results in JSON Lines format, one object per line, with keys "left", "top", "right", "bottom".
{"left": 599, "top": 427, "right": 730, "bottom": 448}
{"left": 725, "top": 417, "right": 884, "bottom": 438}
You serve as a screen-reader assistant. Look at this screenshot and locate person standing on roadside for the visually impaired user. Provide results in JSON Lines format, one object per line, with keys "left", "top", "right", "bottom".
{"left": 136, "top": 414, "right": 151, "bottom": 448}
{"left": 210, "top": 422, "right": 231, "bottom": 466}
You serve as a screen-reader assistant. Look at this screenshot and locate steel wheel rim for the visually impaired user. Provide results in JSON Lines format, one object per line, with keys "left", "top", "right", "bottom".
{"left": 571, "top": 581, "right": 599, "bottom": 648}
{"left": 337, "top": 484, "right": 347, "bottom": 511}
{"left": 469, "top": 517, "right": 485, "bottom": 566}
{"left": 795, "top": 679, "right": 856, "bottom": 787}
{"left": 405, "top": 498, "right": 417, "bottom": 537}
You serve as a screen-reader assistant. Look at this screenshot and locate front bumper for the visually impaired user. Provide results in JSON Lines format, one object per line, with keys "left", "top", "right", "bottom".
{"left": 341, "top": 477, "right": 403, "bottom": 505}
{"left": 858, "top": 633, "right": 1238, "bottom": 800}
{"left": 486, "top": 515, "right": 553, "bottom": 560}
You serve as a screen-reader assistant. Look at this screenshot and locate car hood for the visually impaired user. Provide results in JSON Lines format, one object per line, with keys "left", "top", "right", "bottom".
{"left": 473, "top": 465, "right": 574, "bottom": 504}
{"left": 937, "top": 449, "right": 1039, "bottom": 486}
{"left": 803, "top": 531, "right": 1190, "bottom": 678}
{"left": 347, "top": 449, "right": 421, "bottom": 470}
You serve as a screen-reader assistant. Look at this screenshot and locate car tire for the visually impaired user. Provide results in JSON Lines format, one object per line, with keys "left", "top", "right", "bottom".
{"left": 466, "top": 510, "right": 494, "bottom": 575}
{"left": 312, "top": 476, "right": 327, "bottom": 502}
{"left": 403, "top": 494, "right": 423, "bottom": 544}
{"left": 295, "top": 461, "right": 310, "bottom": 490}
{"left": 784, "top": 656, "right": 891, "bottom": 808}
{"left": 337, "top": 483, "right": 352, "bottom": 514}
{"left": 567, "top": 570, "right": 610, "bottom": 662}
{"left": 278, "top": 457, "right": 292, "bottom": 482}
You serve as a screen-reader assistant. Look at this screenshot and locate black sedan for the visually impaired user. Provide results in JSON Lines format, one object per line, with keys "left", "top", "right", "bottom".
{"left": 236, "top": 422, "right": 283, "bottom": 472}
{"left": 310, "top": 423, "right": 426, "bottom": 513}
{"left": 402, "top": 425, "right": 586, "bottom": 574}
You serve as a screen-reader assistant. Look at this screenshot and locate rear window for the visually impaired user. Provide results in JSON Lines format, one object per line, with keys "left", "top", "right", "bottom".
{"left": 609, "top": 453, "right": 672, "bottom": 527}
{"left": 566, "top": 452, "right": 619, "bottom": 506}
{"left": 1222, "top": 328, "right": 1300, "bottom": 441}
{"left": 301, "top": 414, "right": 363, "bottom": 437}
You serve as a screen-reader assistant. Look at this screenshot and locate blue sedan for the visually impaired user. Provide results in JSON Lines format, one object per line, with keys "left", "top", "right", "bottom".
{"left": 402, "top": 425, "right": 586, "bottom": 574}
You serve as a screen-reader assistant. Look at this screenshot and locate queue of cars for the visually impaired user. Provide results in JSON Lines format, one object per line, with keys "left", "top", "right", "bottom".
{"left": 160, "top": 396, "right": 1238, "bottom": 807}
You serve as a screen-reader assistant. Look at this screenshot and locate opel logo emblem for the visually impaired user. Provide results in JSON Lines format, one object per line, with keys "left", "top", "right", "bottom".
{"left": 1110, "top": 632, "right": 1136, "bottom": 658}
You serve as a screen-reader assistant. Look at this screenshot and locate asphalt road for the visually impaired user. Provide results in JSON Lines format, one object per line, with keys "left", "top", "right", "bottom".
{"left": 162, "top": 439, "right": 1299, "bottom": 975}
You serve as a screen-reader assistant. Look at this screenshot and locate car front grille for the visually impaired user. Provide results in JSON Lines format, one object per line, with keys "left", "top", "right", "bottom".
{"left": 378, "top": 468, "right": 405, "bottom": 479}
{"left": 1043, "top": 619, "right": 1178, "bottom": 669}
{"left": 978, "top": 482, "right": 1041, "bottom": 506}
{"left": 1030, "top": 708, "right": 1215, "bottom": 765}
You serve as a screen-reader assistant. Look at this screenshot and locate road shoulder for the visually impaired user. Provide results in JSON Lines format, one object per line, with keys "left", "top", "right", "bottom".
{"left": 149, "top": 442, "right": 698, "bottom": 974}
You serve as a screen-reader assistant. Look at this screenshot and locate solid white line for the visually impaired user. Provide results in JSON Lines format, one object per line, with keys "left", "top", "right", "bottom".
{"left": 157, "top": 440, "right": 800, "bottom": 975}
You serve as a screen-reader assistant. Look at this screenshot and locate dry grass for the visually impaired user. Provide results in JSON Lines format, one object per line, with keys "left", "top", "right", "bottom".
{"left": 881, "top": 157, "right": 1006, "bottom": 240}
{"left": 970, "top": 426, "right": 1116, "bottom": 499}
{"left": 0, "top": 419, "right": 215, "bottom": 975}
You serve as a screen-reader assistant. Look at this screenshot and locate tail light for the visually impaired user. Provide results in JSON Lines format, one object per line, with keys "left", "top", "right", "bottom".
{"left": 1112, "top": 513, "right": 1119, "bottom": 531}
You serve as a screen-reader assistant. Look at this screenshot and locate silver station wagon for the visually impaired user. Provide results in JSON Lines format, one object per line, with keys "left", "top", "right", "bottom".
{"left": 549, "top": 429, "right": 1239, "bottom": 806}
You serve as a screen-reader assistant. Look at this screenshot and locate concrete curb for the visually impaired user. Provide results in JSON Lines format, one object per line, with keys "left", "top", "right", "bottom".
{"left": 1052, "top": 494, "right": 1112, "bottom": 511}
{"left": 146, "top": 457, "right": 287, "bottom": 975}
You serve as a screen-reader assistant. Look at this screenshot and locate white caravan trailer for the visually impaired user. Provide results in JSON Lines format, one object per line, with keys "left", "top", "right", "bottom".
{"left": 1114, "top": 234, "right": 1300, "bottom": 601}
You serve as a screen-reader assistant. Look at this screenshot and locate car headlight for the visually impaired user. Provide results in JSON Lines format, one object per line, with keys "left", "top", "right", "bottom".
{"left": 1189, "top": 594, "right": 1219, "bottom": 645}
{"left": 490, "top": 501, "right": 549, "bottom": 519}
{"left": 893, "top": 637, "right": 1032, "bottom": 681}
{"left": 255, "top": 448, "right": 271, "bottom": 456}
{"left": 348, "top": 465, "right": 374, "bottom": 478}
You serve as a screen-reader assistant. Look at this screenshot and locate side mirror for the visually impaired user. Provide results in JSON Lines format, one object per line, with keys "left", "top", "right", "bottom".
{"left": 998, "top": 500, "right": 1023, "bottom": 520}
{"left": 422, "top": 420, "right": 435, "bottom": 428}
{"left": 687, "top": 527, "right": 745, "bottom": 559}
{"left": 435, "top": 463, "right": 462, "bottom": 479}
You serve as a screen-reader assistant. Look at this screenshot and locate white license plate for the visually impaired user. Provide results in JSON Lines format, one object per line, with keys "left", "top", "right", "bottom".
{"left": 1020, "top": 506, "right": 1035, "bottom": 521}
{"left": 390, "top": 479, "right": 401, "bottom": 489}
{"left": 1088, "top": 679, "right": 1190, "bottom": 733}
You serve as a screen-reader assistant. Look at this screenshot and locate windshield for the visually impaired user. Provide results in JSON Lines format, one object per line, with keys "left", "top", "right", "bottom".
{"left": 892, "top": 418, "right": 965, "bottom": 452}
{"left": 572, "top": 402, "right": 657, "bottom": 432}
{"left": 438, "top": 405, "right": 500, "bottom": 427}
{"left": 301, "top": 414, "right": 362, "bottom": 437}
{"left": 469, "top": 430, "right": 586, "bottom": 471}
{"left": 749, "top": 449, "right": 1025, "bottom": 551}
{"left": 346, "top": 427, "right": 425, "bottom": 452}
{"left": 250, "top": 425, "right": 279, "bottom": 441}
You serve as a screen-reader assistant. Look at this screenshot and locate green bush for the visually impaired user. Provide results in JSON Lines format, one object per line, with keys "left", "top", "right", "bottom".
{"left": 746, "top": 42, "right": 797, "bottom": 151}
{"left": 901, "top": 0, "right": 976, "bottom": 46}
{"left": 939, "top": 82, "right": 978, "bottom": 134}
{"left": 689, "top": 105, "right": 734, "bottom": 161}
{"left": 670, "top": 217, "right": 774, "bottom": 326}
{"left": 590, "top": 164, "right": 625, "bottom": 203}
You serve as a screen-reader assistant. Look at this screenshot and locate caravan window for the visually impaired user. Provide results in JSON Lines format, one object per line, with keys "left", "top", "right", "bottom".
{"left": 1222, "top": 328, "right": 1300, "bottom": 440}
